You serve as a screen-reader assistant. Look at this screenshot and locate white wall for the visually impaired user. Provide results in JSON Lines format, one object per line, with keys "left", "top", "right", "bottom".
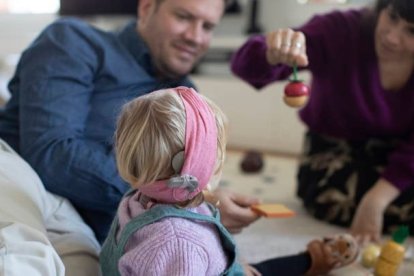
{"left": 192, "top": 74, "right": 309, "bottom": 155}
{"left": 215, "top": 0, "right": 368, "bottom": 37}
{"left": 260, "top": 0, "right": 368, "bottom": 30}
{"left": 194, "top": 0, "right": 369, "bottom": 155}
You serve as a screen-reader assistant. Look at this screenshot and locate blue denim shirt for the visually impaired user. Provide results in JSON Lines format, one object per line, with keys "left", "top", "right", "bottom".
{"left": 0, "top": 18, "right": 194, "bottom": 242}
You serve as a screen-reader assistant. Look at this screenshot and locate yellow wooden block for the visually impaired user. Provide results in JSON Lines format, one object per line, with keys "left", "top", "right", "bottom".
{"left": 251, "top": 204, "right": 296, "bottom": 218}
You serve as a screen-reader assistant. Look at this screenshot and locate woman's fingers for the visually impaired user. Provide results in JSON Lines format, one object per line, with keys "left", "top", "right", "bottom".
{"left": 265, "top": 29, "right": 308, "bottom": 67}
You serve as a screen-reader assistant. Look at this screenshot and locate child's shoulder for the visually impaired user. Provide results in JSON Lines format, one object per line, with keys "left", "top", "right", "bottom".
{"left": 123, "top": 203, "right": 220, "bottom": 250}
{"left": 117, "top": 204, "right": 229, "bottom": 274}
{"left": 122, "top": 209, "right": 226, "bottom": 260}
{"left": 119, "top": 212, "right": 228, "bottom": 275}
{"left": 146, "top": 207, "right": 221, "bottom": 245}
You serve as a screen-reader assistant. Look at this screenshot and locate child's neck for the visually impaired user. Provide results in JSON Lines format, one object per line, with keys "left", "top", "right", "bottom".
{"left": 137, "top": 192, "right": 205, "bottom": 209}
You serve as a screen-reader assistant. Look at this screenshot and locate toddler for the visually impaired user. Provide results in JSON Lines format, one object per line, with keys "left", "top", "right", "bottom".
{"left": 100, "top": 86, "right": 359, "bottom": 275}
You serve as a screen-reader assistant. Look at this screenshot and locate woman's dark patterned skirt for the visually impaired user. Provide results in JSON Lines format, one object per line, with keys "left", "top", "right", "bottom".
{"left": 297, "top": 132, "right": 414, "bottom": 235}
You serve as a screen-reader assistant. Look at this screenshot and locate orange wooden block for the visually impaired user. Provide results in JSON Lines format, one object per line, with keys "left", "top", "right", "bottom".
{"left": 251, "top": 204, "right": 296, "bottom": 218}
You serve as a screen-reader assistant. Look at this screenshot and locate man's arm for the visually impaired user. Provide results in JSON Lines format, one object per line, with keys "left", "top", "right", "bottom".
{"left": 213, "top": 188, "right": 260, "bottom": 233}
{"left": 15, "top": 20, "right": 128, "bottom": 213}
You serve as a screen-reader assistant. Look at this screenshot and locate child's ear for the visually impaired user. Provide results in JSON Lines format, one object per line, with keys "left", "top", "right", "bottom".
{"left": 171, "top": 151, "right": 185, "bottom": 174}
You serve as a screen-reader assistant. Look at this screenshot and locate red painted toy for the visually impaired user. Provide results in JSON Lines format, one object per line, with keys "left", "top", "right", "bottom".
{"left": 283, "top": 64, "right": 310, "bottom": 108}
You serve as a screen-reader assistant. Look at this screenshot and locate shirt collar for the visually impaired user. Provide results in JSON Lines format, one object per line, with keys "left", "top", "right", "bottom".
{"left": 117, "top": 20, "right": 156, "bottom": 75}
{"left": 117, "top": 20, "right": 195, "bottom": 87}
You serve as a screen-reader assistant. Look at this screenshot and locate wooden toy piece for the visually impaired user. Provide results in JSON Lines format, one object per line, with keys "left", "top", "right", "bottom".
{"left": 283, "top": 64, "right": 310, "bottom": 108}
{"left": 283, "top": 82, "right": 309, "bottom": 107}
{"left": 306, "top": 233, "right": 359, "bottom": 275}
{"left": 240, "top": 150, "right": 263, "bottom": 173}
{"left": 251, "top": 203, "right": 295, "bottom": 218}
{"left": 374, "top": 226, "right": 409, "bottom": 276}
{"left": 324, "top": 234, "right": 360, "bottom": 266}
{"left": 361, "top": 243, "right": 381, "bottom": 268}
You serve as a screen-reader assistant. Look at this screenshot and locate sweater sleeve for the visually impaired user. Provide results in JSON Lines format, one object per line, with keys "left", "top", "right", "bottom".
{"left": 230, "top": 35, "right": 293, "bottom": 90}
{"left": 230, "top": 10, "right": 363, "bottom": 90}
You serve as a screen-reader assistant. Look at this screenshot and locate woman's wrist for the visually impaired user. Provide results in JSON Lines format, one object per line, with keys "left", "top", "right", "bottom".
{"left": 364, "top": 178, "right": 400, "bottom": 210}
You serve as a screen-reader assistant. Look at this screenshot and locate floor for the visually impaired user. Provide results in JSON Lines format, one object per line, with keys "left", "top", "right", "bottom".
{"left": 221, "top": 150, "right": 414, "bottom": 275}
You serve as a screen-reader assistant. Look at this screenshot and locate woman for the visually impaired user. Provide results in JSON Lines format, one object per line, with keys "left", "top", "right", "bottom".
{"left": 231, "top": 0, "right": 414, "bottom": 244}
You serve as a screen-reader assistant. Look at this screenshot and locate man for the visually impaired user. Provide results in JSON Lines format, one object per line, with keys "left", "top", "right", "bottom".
{"left": 0, "top": 0, "right": 259, "bottom": 247}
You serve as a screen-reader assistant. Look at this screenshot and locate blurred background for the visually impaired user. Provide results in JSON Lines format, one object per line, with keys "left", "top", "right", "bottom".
{"left": 0, "top": 0, "right": 372, "bottom": 155}
{"left": 3, "top": 2, "right": 414, "bottom": 274}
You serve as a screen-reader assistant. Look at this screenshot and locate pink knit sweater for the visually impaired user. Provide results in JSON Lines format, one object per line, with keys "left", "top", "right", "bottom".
{"left": 116, "top": 191, "right": 229, "bottom": 275}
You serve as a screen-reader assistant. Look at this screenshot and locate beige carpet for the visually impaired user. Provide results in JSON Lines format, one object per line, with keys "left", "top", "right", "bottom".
{"left": 221, "top": 150, "right": 414, "bottom": 275}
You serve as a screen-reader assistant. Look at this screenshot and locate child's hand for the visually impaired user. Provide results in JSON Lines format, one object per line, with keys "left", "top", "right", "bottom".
{"left": 213, "top": 188, "right": 260, "bottom": 234}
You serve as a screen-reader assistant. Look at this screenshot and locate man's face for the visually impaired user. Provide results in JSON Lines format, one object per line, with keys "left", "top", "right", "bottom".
{"left": 375, "top": 6, "right": 414, "bottom": 62}
{"left": 138, "top": 0, "right": 224, "bottom": 79}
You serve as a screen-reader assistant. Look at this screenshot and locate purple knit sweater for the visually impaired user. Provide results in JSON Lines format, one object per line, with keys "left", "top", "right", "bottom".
{"left": 231, "top": 9, "right": 414, "bottom": 191}
{"left": 115, "top": 191, "right": 228, "bottom": 275}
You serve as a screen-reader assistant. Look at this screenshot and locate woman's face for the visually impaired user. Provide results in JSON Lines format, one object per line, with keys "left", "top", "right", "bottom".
{"left": 375, "top": 6, "right": 414, "bottom": 62}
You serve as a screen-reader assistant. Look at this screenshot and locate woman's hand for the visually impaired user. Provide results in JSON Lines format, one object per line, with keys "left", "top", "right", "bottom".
{"left": 350, "top": 179, "right": 400, "bottom": 244}
{"left": 265, "top": 28, "right": 308, "bottom": 67}
{"left": 350, "top": 192, "right": 384, "bottom": 244}
{"left": 212, "top": 188, "right": 260, "bottom": 234}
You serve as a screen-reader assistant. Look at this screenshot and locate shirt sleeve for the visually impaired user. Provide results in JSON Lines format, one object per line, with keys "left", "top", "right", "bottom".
{"left": 15, "top": 20, "right": 128, "bottom": 213}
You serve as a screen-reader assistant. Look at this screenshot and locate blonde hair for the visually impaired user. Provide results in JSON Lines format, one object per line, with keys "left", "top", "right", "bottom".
{"left": 115, "top": 89, "right": 227, "bottom": 203}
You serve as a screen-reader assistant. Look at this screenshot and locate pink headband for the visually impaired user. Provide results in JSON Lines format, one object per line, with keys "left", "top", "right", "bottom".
{"left": 138, "top": 86, "right": 218, "bottom": 203}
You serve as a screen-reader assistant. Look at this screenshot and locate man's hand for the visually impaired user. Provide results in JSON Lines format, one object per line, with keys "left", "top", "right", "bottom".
{"left": 242, "top": 262, "right": 262, "bottom": 276}
{"left": 350, "top": 179, "right": 400, "bottom": 244}
{"left": 212, "top": 188, "right": 260, "bottom": 234}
